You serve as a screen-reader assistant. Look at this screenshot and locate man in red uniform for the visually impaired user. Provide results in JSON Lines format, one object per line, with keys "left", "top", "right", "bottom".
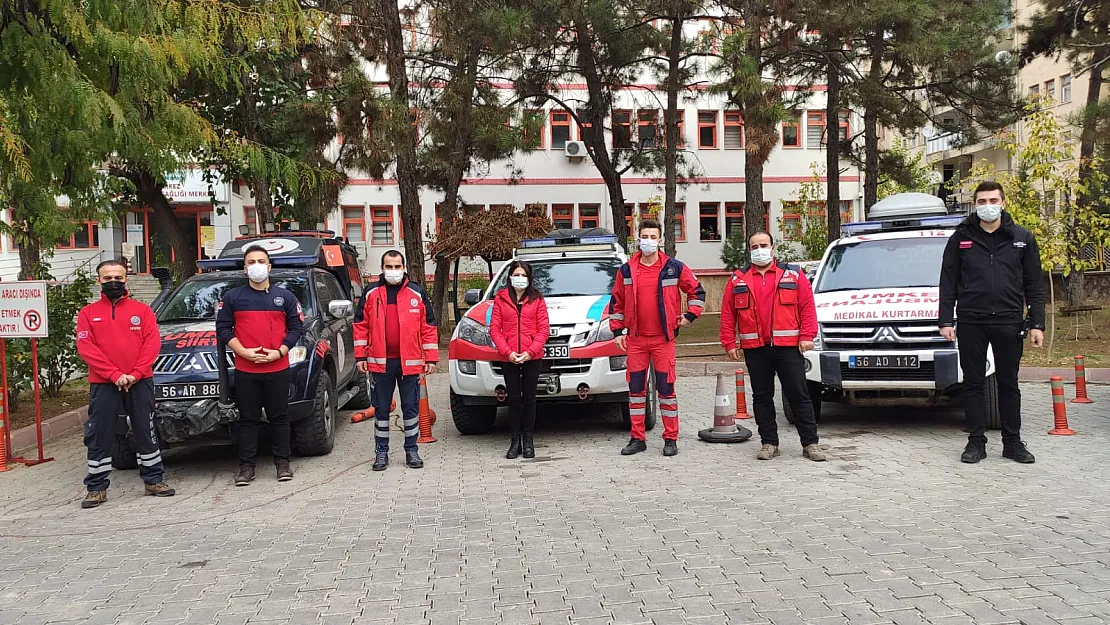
{"left": 720, "top": 231, "right": 825, "bottom": 461}
{"left": 76, "top": 259, "right": 175, "bottom": 508}
{"left": 353, "top": 250, "right": 438, "bottom": 471}
{"left": 609, "top": 218, "right": 706, "bottom": 457}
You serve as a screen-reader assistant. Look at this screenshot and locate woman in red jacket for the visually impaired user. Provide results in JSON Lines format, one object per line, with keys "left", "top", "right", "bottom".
{"left": 490, "top": 260, "right": 550, "bottom": 459}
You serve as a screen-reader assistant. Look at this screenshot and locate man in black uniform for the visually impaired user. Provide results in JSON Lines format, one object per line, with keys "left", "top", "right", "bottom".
{"left": 939, "top": 181, "right": 1045, "bottom": 465}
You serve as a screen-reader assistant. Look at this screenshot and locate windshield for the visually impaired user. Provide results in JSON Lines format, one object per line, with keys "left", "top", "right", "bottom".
{"left": 489, "top": 259, "right": 620, "bottom": 298}
{"left": 816, "top": 237, "right": 949, "bottom": 293}
{"left": 157, "top": 276, "right": 314, "bottom": 323}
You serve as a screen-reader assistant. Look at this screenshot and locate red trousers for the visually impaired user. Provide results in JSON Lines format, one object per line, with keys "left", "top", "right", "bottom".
{"left": 626, "top": 334, "right": 679, "bottom": 441}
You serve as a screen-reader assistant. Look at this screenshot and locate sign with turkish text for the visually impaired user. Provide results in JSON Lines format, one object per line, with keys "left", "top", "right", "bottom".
{"left": 0, "top": 281, "right": 49, "bottom": 338}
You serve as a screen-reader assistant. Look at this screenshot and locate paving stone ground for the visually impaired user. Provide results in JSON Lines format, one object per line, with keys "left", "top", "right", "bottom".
{"left": 0, "top": 376, "right": 1108, "bottom": 625}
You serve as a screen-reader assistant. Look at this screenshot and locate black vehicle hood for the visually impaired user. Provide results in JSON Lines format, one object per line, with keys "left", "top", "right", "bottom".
{"left": 159, "top": 320, "right": 219, "bottom": 350}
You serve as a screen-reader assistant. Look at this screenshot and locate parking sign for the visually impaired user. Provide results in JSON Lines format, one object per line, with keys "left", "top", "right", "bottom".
{"left": 0, "top": 281, "right": 49, "bottom": 338}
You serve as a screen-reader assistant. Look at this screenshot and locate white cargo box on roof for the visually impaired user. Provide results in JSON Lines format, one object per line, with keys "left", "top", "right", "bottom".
{"left": 867, "top": 192, "right": 949, "bottom": 221}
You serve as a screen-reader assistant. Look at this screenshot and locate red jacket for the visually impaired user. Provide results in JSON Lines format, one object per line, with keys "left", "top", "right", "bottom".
{"left": 489, "top": 288, "right": 550, "bottom": 361}
{"left": 608, "top": 252, "right": 705, "bottom": 342}
{"left": 76, "top": 293, "right": 161, "bottom": 384}
{"left": 353, "top": 275, "right": 438, "bottom": 375}
{"left": 720, "top": 262, "right": 818, "bottom": 350}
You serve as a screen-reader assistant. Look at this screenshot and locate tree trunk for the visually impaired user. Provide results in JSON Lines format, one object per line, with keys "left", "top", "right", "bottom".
{"left": 17, "top": 236, "right": 43, "bottom": 281}
{"left": 863, "top": 34, "right": 885, "bottom": 211}
{"left": 745, "top": 156, "right": 765, "bottom": 240}
{"left": 132, "top": 170, "right": 195, "bottom": 281}
{"left": 380, "top": 0, "right": 426, "bottom": 287}
{"left": 251, "top": 177, "right": 273, "bottom": 230}
{"left": 825, "top": 58, "right": 842, "bottom": 243}
{"left": 662, "top": 12, "right": 683, "bottom": 257}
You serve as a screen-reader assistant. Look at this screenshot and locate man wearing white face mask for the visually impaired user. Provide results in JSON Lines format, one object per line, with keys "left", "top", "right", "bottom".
{"left": 217, "top": 245, "right": 305, "bottom": 485}
{"left": 940, "top": 181, "right": 1045, "bottom": 465}
{"left": 353, "top": 250, "right": 439, "bottom": 471}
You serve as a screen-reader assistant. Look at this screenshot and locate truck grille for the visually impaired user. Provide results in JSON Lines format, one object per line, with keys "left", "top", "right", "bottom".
{"left": 492, "top": 359, "right": 592, "bottom": 376}
{"left": 840, "top": 361, "right": 935, "bottom": 382}
{"left": 821, "top": 320, "right": 953, "bottom": 351}
{"left": 153, "top": 352, "right": 235, "bottom": 374}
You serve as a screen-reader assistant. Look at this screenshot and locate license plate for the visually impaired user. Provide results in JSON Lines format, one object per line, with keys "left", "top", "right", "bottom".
{"left": 848, "top": 355, "right": 920, "bottom": 369}
{"left": 155, "top": 382, "right": 220, "bottom": 400}
{"left": 544, "top": 345, "right": 569, "bottom": 359}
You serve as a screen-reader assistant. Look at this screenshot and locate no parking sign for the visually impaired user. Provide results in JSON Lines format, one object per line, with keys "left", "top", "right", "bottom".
{"left": 0, "top": 281, "right": 49, "bottom": 338}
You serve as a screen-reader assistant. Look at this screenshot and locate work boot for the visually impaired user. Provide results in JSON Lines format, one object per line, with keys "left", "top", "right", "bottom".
{"left": 803, "top": 444, "right": 827, "bottom": 462}
{"left": 406, "top": 450, "right": 424, "bottom": 469}
{"left": 522, "top": 434, "right": 536, "bottom": 459}
{"left": 506, "top": 436, "right": 522, "bottom": 459}
{"left": 663, "top": 439, "right": 678, "bottom": 457}
{"left": 275, "top": 459, "right": 294, "bottom": 482}
{"left": 621, "top": 437, "right": 647, "bottom": 456}
{"left": 144, "top": 482, "right": 176, "bottom": 497}
{"left": 81, "top": 490, "right": 107, "bottom": 509}
{"left": 372, "top": 451, "right": 389, "bottom": 472}
{"left": 1002, "top": 441, "right": 1036, "bottom": 464}
{"left": 756, "top": 444, "right": 780, "bottom": 460}
{"left": 234, "top": 464, "right": 255, "bottom": 486}
{"left": 961, "top": 440, "right": 987, "bottom": 464}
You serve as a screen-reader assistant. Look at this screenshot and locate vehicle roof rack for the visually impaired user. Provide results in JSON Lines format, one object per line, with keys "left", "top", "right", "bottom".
{"left": 517, "top": 229, "right": 622, "bottom": 256}
{"left": 841, "top": 214, "right": 964, "bottom": 237}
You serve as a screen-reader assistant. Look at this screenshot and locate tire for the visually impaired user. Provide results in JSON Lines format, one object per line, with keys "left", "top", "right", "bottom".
{"left": 293, "top": 371, "right": 337, "bottom": 456}
{"left": 782, "top": 382, "right": 823, "bottom": 425}
{"left": 450, "top": 390, "right": 496, "bottom": 435}
{"left": 985, "top": 373, "right": 1001, "bottom": 431}
{"left": 113, "top": 434, "right": 139, "bottom": 470}
{"left": 343, "top": 373, "right": 373, "bottom": 410}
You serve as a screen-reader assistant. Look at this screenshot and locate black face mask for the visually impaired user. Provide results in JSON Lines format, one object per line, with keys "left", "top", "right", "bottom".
{"left": 101, "top": 280, "right": 127, "bottom": 300}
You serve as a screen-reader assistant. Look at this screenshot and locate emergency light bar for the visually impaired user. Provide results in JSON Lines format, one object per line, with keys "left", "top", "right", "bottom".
{"left": 521, "top": 234, "right": 618, "bottom": 248}
{"left": 842, "top": 214, "right": 964, "bottom": 237}
{"left": 197, "top": 254, "right": 321, "bottom": 272}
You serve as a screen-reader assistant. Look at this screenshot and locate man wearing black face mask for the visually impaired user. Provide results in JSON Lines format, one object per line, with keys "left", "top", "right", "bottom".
{"left": 76, "top": 259, "right": 174, "bottom": 508}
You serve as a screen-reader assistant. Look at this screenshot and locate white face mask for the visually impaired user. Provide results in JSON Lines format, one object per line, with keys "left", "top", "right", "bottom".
{"left": 246, "top": 263, "right": 269, "bottom": 283}
{"left": 976, "top": 204, "right": 1002, "bottom": 223}
{"left": 750, "top": 248, "right": 774, "bottom": 267}
{"left": 383, "top": 269, "right": 404, "bottom": 285}
{"left": 639, "top": 238, "right": 660, "bottom": 255}
{"left": 510, "top": 276, "right": 529, "bottom": 290}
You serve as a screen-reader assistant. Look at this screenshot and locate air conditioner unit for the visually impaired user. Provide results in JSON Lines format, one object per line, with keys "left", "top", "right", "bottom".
{"left": 564, "top": 141, "right": 587, "bottom": 158}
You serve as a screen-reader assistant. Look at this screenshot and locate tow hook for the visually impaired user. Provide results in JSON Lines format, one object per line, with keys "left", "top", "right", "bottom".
{"left": 496, "top": 386, "right": 508, "bottom": 402}
{"left": 577, "top": 383, "right": 590, "bottom": 400}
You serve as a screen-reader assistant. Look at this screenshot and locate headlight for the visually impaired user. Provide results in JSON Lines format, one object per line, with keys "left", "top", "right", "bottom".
{"left": 458, "top": 360, "right": 477, "bottom": 375}
{"left": 588, "top": 318, "right": 616, "bottom": 344}
{"left": 457, "top": 317, "right": 493, "bottom": 347}
{"left": 288, "top": 346, "right": 308, "bottom": 364}
{"left": 812, "top": 331, "right": 823, "bottom": 351}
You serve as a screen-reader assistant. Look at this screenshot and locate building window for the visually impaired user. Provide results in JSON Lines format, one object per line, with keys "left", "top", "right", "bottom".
{"left": 1044, "top": 79, "right": 1056, "bottom": 103}
{"left": 1029, "top": 84, "right": 1040, "bottom": 98}
{"left": 782, "top": 213, "right": 801, "bottom": 240}
{"left": 699, "top": 203, "right": 720, "bottom": 241}
{"left": 1061, "top": 74, "right": 1072, "bottom": 103}
{"left": 624, "top": 203, "right": 636, "bottom": 233}
{"left": 697, "top": 111, "right": 718, "bottom": 149}
{"left": 243, "top": 206, "right": 257, "bottom": 234}
{"left": 840, "top": 200, "right": 853, "bottom": 224}
{"left": 725, "top": 202, "right": 744, "bottom": 236}
{"left": 523, "top": 109, "right": 546, "bottom": 149}
{"left": 552, "top": 204, "right": 574, "bottom": 229}
{"left": 838, "top": 111, "right": 851, "bottom": 142}
{"left": 638, "top": 109, "right": 659, "bottom": 148}
{"left": 724, "top": 112, "right": 744, "bottom": 149}
{"left": 551, "top": 110, "right": 572, "bottom": 149}
{"left": 370, "top": 206, "right": 394, "bottom": 245}
{"left": 57, "top": 221, "right": 99, "bottom": 249}
{"left": 782, "top": 113, "right": 801, "bottom": 147}
{"left": 806, "top": 111, "right": 826, "bottom": 148}
{"left": 612, "top": 110, "right": 633, "bottom": 149}
{"left": 342, "top": 206, "right": 365, "bottom": 243}
{"left": 674, "top": 203, "right": 686, "bottom": 241}
{"left": 578, "top": 203, "right": 600, "bottom": 229}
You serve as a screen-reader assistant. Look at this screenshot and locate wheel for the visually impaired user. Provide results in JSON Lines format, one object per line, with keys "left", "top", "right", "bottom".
{"left": 985, "top": 373, "right": 1001, "bottom": 430}
{"left": 343, "top": 372, "right": 373, "bottom": 410}
{"left": 293, "top": 371, "right": 337, "bottom": 456}
{"left": 781, "top": 382, "right": 823, "bottom": 425}
{"left": 113, "top": 434, "right": 139, "bottom": 470}
{"left": 450, "top": 389, "right": 496, "bottom": 435}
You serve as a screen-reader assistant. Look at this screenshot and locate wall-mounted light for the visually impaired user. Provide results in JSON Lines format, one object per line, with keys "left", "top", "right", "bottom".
{"left": 238, "top": 225, "right": 250, "bottom": 235}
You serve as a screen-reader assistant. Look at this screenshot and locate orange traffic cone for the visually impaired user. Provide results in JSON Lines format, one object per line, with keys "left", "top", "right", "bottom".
{"left": 0, "top": 386, "right": 8, "bottom": 472}
{"left": 351, "top": 407, "right": 375, "bottom": 423}
{"left": 417, "top": 375, "right": 437, "bottom": 443}
{"left": 1049, "top": 376, "right": 1077, "bottom": 435}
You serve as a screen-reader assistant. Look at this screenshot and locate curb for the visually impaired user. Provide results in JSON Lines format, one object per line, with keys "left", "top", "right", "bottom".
{"left": 676, "top": 361, "right": 1110, "bottom": 383}
{"left": 10, "top": 405, "right": 89, "bottom": 453}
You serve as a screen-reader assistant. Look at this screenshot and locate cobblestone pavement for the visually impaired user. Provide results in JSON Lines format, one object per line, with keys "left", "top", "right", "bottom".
{"left": 1, "top": 376, "right": 1108, "bottom": 625}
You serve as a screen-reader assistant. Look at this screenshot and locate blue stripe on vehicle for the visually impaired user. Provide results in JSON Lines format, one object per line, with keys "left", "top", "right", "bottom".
{"left": 485, "top": 304, "right": 493, "bottom": 326}
{"left": 587, "top": 295, "right": 611, "bottom": 321}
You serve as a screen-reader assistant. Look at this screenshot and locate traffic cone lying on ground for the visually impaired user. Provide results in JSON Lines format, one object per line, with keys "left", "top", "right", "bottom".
{"left": 352, "top": 399, "right": 397, "bottom": 424}
{"left": 698, "top": 372, "right": 753, "bottom": 443}
{"left": 417, "top": 375, "right": 437, "bottom": 443}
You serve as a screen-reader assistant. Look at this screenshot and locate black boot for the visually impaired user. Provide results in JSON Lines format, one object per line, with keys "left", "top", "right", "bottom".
{"left": 406, "top": 450, "right": 424, "bottom": 469}
{"left": 1002, "top": 441, "right": 1035, "bottom": 464}
{"left": 506, "top": 436, "right": 522, "bottom": 459}
{"left": 621, "top": 437, "right": 647, "bottom": 456}
{"left": 960, "top": 440, "right": 986, "bottom": 464}
{"left": 522, "top": 434, "right": 535, "bottom": 459}
{"left": 663, "top": 439, "right": 678, "bottom": 457}
{"left": 372, "top": 451, "right": 389, "bottom": 471}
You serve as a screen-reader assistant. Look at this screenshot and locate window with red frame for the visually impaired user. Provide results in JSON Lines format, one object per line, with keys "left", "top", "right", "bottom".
{"left": 724, "top": 202, "right": 744, "bottom": 236}
{"left": 612, "top": 110, "right": 633, "bottom": 149}
{"left": 699, "top": 203, "right": 720, "bottom": 241}
{"left": 698, "top": 111, "right": 718, "bottom": 148}
{"left": 342, "top": 206, "right": 365, "bottom": 243}
{"left": 244, "top": 206, "right": 257, "bottom": 234}
{"left": 781, "top": 205, "right": 802, "bottom": 240}
{"left": 370, "top": 206, "right": 394, "bottom": 245}
{"left": 637, "top": 109, "right": 659, "bottom": 149}
{"left": 806, "top": 111, "right": 826, "bottom": 148}
{"left": 551, "top": 204, "right": 574, "bottom": 230}
{"left": 551, "top": 110, "right": 572, "bottom": 149}
{"left": 840, "top": 200, "right": 853, "bottom": 223}
{"left": 838, "top": 111, "right": 851, "bottom": 142}
{"left": 57, "top": 221, "right": 99, "bottom": 249}
{"left": 624, "top": 202, "right": 636, "bottom": 232}
{"left": 578, "top": 204, "right": 600, "bottom": 229}
{"left": 523, "top": 109, "right": 545, "bottom": 149}
{"left": 782, "top": 113, "right": 801, "bottom": 147}
{"left": 724, "top": 112, "right": 744, "bottom": 149}
{"left": 638, "top": 203, "right": 683, "bottom": 241}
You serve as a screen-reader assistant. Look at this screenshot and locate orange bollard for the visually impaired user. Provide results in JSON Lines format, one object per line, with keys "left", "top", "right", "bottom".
{"left": 0, "top": 385, "right": 8, "bottom": 472}
{"left": 1048, "top": 376, "right": 1076, "bottom": 435}
{"left": 416, "top": 375, "right": 437, "bottom": 443}
{"left": 1072, "top": 355, "right": 1094, "bottom": 404}
{"left": 735, "top": 369, "right": 751, "bottom": 420}
{"left": 351, "top": 406, "right": 375, "bottom": 423}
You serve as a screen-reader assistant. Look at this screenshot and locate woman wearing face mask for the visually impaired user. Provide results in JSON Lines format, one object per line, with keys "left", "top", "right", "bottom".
{"left": 489, "top": 261, "right": 550, "bottom": 459}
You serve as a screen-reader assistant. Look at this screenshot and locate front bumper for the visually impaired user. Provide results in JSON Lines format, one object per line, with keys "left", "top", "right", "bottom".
{"left": 153, "top": 397, "right": 315, "bottom": 444}
{"left": 803, "top": 349, "right": 962, "bottom": 391}
{"left": 450, "top": 358, "right": 629, "bottom": 405}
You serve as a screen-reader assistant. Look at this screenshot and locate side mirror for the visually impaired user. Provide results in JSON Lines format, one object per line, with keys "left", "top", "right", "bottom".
{"left": 328, "top": 299, "right": 354, "bottom": 319}
{"left": 151, "top": 266, "right": 174, "bottom": 291}
{"left": 464, "top": 289, "right": 482, "bottom": 306}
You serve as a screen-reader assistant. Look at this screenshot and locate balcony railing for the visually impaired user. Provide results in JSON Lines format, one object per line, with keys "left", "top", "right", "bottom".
{"left": 926, "top": 132, "right": 963, "bottom": 155}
